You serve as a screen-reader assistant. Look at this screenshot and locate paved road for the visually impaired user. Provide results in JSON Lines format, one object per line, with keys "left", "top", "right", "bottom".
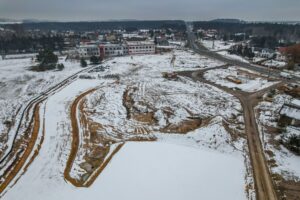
{"left": 185, "top": 23, "right": 280, "bottom": 200}
{"left": 186, "top": 22, "right": 300, "bottom": 82}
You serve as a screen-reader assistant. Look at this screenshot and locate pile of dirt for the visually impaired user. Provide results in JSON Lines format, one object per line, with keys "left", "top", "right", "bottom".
{"left": 160, "top": 118, "right": 211, "bottom": 134}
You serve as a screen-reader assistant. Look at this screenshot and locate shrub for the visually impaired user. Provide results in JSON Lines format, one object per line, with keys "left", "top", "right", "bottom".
{"left": 57, "top": 63, "right": 65, "bottom": 71}
{"left": 281, "top": 134, "right": 300, "bottom": 155}
{"left": 37, "top": 49, "right": 58, "bottom": 65}
{"left": 30, "top": 63, "right": 56, "bottom": 71}
{"left": 90, "top": 56, "right": 99, "bottom": 65}
{"left": 80, "top": 58, "right": 87, "bottom": 67}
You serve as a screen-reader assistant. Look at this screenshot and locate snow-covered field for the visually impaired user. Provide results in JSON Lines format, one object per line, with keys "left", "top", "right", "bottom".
{"left": 262, "top": 60, "right": 286, "bottom": 68}
{"left": 256, "top": 94, "right": 300, "bottom": 180}
{"left": 2, "top": 50, "right": 251, "bottom": 200}
{"left": 204, "top": 66, "right": 277, "bottom": 92}
{"left": 201, "top": 40, "right": 235, "bottom": 51}
{"left": 217, "top": 51, "right": 250, "bottom": 63}
{"left": 200, "top": 40, "right": 249, "bottom": 63}
{"left": 0, "top": 56, "right": 83, "bottom": 156}
{"left": 4, "top": 141, "right": 246, "bottom": 200}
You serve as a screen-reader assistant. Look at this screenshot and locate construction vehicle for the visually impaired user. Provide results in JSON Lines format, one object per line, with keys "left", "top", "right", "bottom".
{"left": 226, "top": 75, "right": 242, "bottom": 84}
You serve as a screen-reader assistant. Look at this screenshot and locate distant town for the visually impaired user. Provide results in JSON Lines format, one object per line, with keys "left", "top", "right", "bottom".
{"left": 0, "top": 20, "right": 299, "bottom": 75}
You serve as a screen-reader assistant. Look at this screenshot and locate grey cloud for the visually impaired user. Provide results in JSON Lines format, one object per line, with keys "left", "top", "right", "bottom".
{"left": 0, "top": 0, "right": 299, "bottom": 21}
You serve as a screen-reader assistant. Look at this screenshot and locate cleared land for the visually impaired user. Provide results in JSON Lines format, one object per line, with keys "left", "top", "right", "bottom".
{"left": 1, "top": 50, "right": 252, "bottom": 200}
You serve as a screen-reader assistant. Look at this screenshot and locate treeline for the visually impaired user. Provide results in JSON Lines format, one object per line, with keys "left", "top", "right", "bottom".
{"left": 193, "top": 21, "right": 300, "bottom": 42}
{"left": 3, "top": 20, "right": 186, "bottom": 32}
{"left": 0, "top": 35, "right": 64, "bottom": 53}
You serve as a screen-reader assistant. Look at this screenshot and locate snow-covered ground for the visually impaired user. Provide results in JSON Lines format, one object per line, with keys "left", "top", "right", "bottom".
{"left": 4, "top": 141, "right": 246, "bottom": 200}
{"left": 217, "top": 51, "right": 250, "bottom": 63}
{"left": 0, "top": 56, "right": 83, "bottom": 154}
{"left": 2, "top": 50, "right": 251, "bottom": 200}
{"left": 262, "top": 60, "right": 286, "bottom": 68}
{"left": 204, "top": 66, "right": 277, "bottom": 92}
{"left": 200, "top": 40, "right": 249, "bottom": 63}
{"left": 256, "top": 94, "right": 300, "bottom": 180}
{"left": 201, "top": 40, "right": 235, "bottom": 51}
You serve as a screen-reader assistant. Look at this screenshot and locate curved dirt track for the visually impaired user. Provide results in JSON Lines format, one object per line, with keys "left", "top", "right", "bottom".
{"left": 0, "top": 101, "right": 43, "bottom": 194}
{"left": 64, "top": 87, "right": 124, "bottom": 187}
{"left": 64, "top": 88, "right": 97, "bottom": 187}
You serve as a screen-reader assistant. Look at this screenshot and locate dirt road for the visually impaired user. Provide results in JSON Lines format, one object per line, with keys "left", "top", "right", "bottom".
{"left": 179, "top": 69, "right": 281, "bottom": 200}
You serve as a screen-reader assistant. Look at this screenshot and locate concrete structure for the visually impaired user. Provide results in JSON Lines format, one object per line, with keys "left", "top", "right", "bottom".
{"left": 126, "top": 41, "right": 155, "bottom": 55}
{"left": 78, "top": 44, "right": 99, "bottom": 58}
{"left": 99, "top": 44, "right": 125, "bottom": 58}
{"left": 78, "top": 41, "right": 155, "bottom": 58}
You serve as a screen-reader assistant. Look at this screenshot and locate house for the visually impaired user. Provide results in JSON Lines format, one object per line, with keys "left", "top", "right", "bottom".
{"left": 252, "top": 47, "right": 263, "bottom": 57}
{"left": 276, "top": 47, "right": 289, "bottom": 61}
{"left": 275, "top": 51, "right": 287, "bottom": 61}
{"left": 260, "top": 48, "right": 275, "bottom": 58}
{"left": 126, "top": 41, "right": 155, "bottom": 55}
{"left": 279, "top": 99, "right": 300, "bottom": 127}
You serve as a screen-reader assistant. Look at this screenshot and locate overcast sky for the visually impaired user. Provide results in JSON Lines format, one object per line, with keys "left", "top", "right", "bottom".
{"left": 0, "top": 0, "right": 299, "bottom": 22}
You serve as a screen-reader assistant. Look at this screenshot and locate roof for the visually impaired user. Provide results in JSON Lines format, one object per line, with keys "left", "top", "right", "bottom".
{"left": 126, "top": 41, "right": 155, "bottom": 46}
{"left": 78, "top": 44, "right": 98, "bottom": 48}
{"left": 280, "top": 105, "right": 300, "bottom": 120}
{"left": 291, "top": 99, "right": 300, "bottom": 108}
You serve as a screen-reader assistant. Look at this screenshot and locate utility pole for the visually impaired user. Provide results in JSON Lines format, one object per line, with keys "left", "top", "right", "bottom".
{"left": 0, "top": 51, "right": 5, "bottom": 60}
{"left": 171, "top": 54, "right": 176, "bottom": 68}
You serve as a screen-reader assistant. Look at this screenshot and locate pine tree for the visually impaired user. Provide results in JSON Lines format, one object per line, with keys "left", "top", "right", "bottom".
{"left": 80, "top": 58, "right": 87, "bottom": 67}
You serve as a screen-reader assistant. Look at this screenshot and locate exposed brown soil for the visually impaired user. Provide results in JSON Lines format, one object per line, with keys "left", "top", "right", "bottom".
{"left": 160, "top": 118, "right": 211, "bottom": 134}
{"left": 64, "top": 88, "right": 97, "bottom": 187}
{"left": 65, "top": 87, "right": 156, "bottom": 187}
{"left": 132, "top": 112, "right": 156, "bottom": 124}
{"left": 279, "top": 180, "right": 300, "bottom": 200}
{"left": 83, "top": 143, "right": 124, "bottom": 187}
{"left": 0, "top": 102, "right": 42, "bottom": 193}
{"left": 222, "top": 120, "right": 245, "bottom": 142}
{"left": 10, "top": 115, "right": 46, "bottom": 188}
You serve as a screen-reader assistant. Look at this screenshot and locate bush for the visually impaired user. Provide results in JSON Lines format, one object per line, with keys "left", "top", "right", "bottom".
{"left": 57, "top": 63, "right": 64, "bottom": 71}
{"left": 282, "top": 134, "right": 300, "bottom": 155}
{"left": 80, "top": 58, "right": 87, "bottom": 67}
{"left": 37, "top": 49, "right": 58, "bottom": 65}
{"left": 287, "top": 60, "right": 295, "bottom": 70}
{"left": 90, "top": 56, "right": 99, "bottom": 65}
{"left": 30, "top": 63, "right": 56, "bottom": 71}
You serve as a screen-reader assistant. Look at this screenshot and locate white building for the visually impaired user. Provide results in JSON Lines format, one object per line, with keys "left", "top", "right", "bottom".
{"left": 99, "top": 44, "right": 128, "bottom": 58}
{"left": 260, "top": 48, "right": 275, "bottom": 58}
{"left": 103, "top": 44, "right": 124, "bottom": 57}
{"left": 126, "top": 41, "right": 155, "bottom": 55}
{"left": 77, "top": 44, "right": 99, "bottom": 58}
